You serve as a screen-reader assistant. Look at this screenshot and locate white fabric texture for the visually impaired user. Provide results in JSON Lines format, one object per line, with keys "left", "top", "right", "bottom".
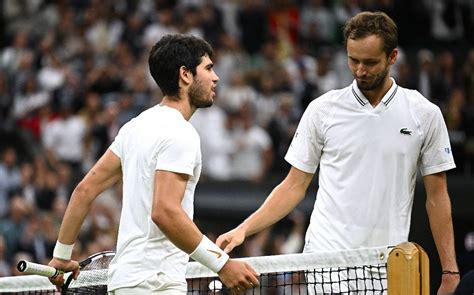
{"left": 285, "top": 78, "right": 455, "bottom": 252}
{"left": 108, "top": 272, "right": 186, "bottom": 295}
{"left": 107, "top": 105, "right": 201, "bottom": 291}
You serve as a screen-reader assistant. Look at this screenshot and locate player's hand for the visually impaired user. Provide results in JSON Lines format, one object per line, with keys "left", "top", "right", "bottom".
{"left": 216, "top": 228, "right": 245, "bottom": 253}
{"left": 218, "top": 259, "right": 260, "bottom": 294}
{"left": 437, "top": 274, "right": 459, "bottom": 295}
{"left": 47, "top": 257, "right": 80, "bottom": 290}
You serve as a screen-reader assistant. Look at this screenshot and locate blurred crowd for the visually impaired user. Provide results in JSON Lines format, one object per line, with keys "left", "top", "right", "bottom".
{"left": 0, "top": 0, "right": 473, "bottom": 277}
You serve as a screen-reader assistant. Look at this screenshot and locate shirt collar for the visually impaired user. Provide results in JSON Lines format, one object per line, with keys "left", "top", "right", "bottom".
{"left": 351, "top": 78, "right": 399, "bottom": 107}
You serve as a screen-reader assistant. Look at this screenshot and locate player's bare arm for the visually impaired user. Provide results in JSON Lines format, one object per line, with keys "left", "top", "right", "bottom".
{"left": 57, "top": 149, "right": 122, "bottom": 245}
{"left": 217, "top": 167, "right": 313, "bottom": 253}
{"left": 423, "top": 172, "right": 460, "bottom": 294}
{"left": 151, "top": 170, "right": 203, "bottom": 252}
{"left": 49, "top": 149, "right": 122, "bottom": 287}
{"left": 152, "top": 170, "right": 260, "bottom": 291}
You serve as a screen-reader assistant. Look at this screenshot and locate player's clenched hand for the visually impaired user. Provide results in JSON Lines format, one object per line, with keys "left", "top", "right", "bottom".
{"left": 218, "top": 259, "right": 260, "bottom": 294}
{"left": 216, "top": 228, "right": 245, "bottom": 253}
{"left": 437, "top": 274, "right": 459, "bottom": 295}
{"left": 48, "top": 258, "right": 80, "bottom": 290}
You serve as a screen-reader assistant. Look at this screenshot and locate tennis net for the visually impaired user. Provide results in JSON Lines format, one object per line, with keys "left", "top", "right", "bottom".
{"left": 0, "top": 243, "right": 427, "bottom": 294}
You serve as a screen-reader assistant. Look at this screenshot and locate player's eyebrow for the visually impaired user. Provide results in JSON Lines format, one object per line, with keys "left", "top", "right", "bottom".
{"left": 348, "top": 56, "right": 379, "bottom": 63}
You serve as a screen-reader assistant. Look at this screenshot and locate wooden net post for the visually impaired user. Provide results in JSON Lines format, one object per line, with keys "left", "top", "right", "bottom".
{"left": 387, "top": 242, "right": 430, "bottom": 294}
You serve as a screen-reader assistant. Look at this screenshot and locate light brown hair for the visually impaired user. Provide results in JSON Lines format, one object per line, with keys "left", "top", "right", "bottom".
{"left": 343, "top": 11, "right": 398, "bottom": 56}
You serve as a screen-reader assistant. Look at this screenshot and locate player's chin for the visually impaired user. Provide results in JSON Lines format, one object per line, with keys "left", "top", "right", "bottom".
{"left": 356, "top": 78, "right": 370, "bottom": 84}
{"left": 357, "top": 80, "right": 374, "bottom": 90}
{"left": 197, "top": 98, "right": 213, "bottom": 109}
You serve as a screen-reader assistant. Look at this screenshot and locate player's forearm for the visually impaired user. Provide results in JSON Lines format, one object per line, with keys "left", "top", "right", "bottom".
{"left": 152, "top": 205, "right": 202, "bottom": 253}
{"left": 57, "top": 185, "right": 97, "bottom": 244}
{"left": 239, "top": 180, "right": 306, "bottom": 237}
{"left": 426, "top": 193, "right": 458, "bottom": 271}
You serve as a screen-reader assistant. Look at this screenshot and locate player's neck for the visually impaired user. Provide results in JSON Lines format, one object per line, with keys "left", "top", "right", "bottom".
{"left": 160, "top": 95, "right": 195, "bottom": 121}
{"left": 361, "top": 78, "right": 393, "bottom": 107}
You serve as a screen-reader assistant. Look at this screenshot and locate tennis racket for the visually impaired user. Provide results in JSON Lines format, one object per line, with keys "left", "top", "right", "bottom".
{"left": 17, "top": 251, "right": 115, "bottom": 295}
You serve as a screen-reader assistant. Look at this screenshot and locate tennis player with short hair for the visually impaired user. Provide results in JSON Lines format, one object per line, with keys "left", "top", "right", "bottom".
{"left": 47, "top": 34, "right": 259, "bottom": 294}
{"left": 217, "top": 11, "right": 459, "bottom": 294}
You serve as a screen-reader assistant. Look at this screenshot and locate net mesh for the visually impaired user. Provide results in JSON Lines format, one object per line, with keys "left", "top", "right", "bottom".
{"left": 188, "top": 267, "right": 387, "bottom": 294}
{"left": 0, "top": 246, "right": 389, "bottom": 294}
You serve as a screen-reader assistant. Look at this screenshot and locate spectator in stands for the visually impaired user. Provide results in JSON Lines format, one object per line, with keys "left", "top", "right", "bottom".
{"left": 143, "top": 5, "right": 178, "bottom": 48}
{"left": 310, "top": 49, "right": 339, "bottom": 97}
{"left": 299, "top": 0, "right": 336, "bottom": 49}
{"left": 445, "top": 88, "right": 467, "bottom": 172}
{"left": 10, "top": 162, "right": 36, "bottom": 208}
{"left": 283, "top": 43, "right": 317, "bottom": 110}
{"left": 334, "top": 0, "right": 361, "bottom": 31}
{"left": 0, "top": 196, "right": 31, "bottom": 262}
{"left": 0, "top": 30, "right": 31, "bottom": 74}
{"left": 229, "top": 102, "right": 273, "bottom": 183}
{"left": 0, "top": 73, "right": 13, "bottom": 128}
{"left": 37, "top": 53, "right": 66, "bottom": 92}
{"left": 237, "top": 0, "right": 268, "bottom": 55}
{"left": 219, "top": 71, "right": 257, "bottom": 113}
{"left": 41, "top": 102, "right": 86, "bottom": 186}
{"left": 12, "top": 74, "right": 50, "bottom": 141}
{"left": 18, "top": 215, "right": 51, "bottom": 264}
{"left": 429, "top": 0, "right": 464, "bottom": 45}
{"left": 464, "top": 49, "right": 474, "bottom": 103}
{"left": 254, "top": 75, "right": 280, "bottom": 129}
{"left": 213, "top": 32, "right": 250, "bottom": 88}
{"left": 267, "top": 92, "right": 299, "bottom": 172}
{"left": 416, "top": 49, "right": 436, "bottom": 100}
{"left": 190, "top": 97, "right": 234, "bottom": 181}
{"left": 0, "top": 147, "right": 22, "bottom": 217}
{"left": 432, "top": 50, "right": 461, "bottom": 106}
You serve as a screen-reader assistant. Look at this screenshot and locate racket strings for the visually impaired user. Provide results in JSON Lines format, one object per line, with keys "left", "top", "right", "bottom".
{"left": 65, "top": 254, "right": 114, "bottom": 295}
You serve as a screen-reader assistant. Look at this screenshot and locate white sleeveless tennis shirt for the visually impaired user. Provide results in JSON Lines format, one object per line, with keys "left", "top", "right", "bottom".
{"left": 285, "top": 78, "right": 455, "bottom": 252}
{"left": 108, "top": 105, "right": 201, "bottom": 291}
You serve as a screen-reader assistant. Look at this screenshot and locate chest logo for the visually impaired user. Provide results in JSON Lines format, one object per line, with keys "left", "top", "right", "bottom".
{"left": 400, "top": 128, "right": 412, "bottom": 135}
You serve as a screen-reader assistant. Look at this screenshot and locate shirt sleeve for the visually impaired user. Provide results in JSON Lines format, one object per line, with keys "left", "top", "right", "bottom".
{"left": 109, "top": 124, "right": 126, "bottom": 159}
{"left": 419, "top": 106, "right": 456, "bottom": 176}
{"left": 284, "top": 102, "right": 324, "bottom": 174}
{"left": 155, "top": 128, "right": 200, "bottom": 177}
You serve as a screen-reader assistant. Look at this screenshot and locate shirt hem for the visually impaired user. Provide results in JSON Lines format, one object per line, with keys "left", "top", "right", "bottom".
{"left": 421, "top": 162, "right": 456, "bottom": 176}
{"left": 284, "top": 154, "right": 317, "bottom": 174}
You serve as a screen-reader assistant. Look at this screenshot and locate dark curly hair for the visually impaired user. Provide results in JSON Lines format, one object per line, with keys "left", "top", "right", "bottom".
{"left": 148, "top": 34, "right": 214, "bottom": 97}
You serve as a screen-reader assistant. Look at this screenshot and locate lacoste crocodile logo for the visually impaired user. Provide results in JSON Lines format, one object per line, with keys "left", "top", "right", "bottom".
{"left": 207, "top": 249, "right": 222, "bottom": 258}
{"left": 400, "top": 128, "right": 412, "bottom": 135}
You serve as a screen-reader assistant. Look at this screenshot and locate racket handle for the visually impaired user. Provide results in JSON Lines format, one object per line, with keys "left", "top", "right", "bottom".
{"left": 17, "top": 260, "right": 61, "bottom": 278}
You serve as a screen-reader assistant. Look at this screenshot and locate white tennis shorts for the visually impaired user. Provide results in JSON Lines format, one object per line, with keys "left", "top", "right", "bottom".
{"left": 108, "top": 272, "right": 187, "bottom": 295}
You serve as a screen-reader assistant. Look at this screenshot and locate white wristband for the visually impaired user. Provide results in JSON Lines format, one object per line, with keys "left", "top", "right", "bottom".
{"left": 190, "top": 236, "right": 229, "bottom": 273}
{"left": 53, "top": 241, "right": 74, "bottom": 260}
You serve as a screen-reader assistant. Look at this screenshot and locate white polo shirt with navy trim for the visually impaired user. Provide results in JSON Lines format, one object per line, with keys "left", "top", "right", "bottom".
{"left": 285, "top": 78, "right": 455, "bottom": 252}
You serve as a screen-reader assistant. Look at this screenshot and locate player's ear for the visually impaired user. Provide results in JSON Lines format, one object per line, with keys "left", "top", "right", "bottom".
{"left": 179, "top": 65, "right": 193, "bottom": 85}
{"left": 388, "top": 48, "right": 398, "bottom": 66}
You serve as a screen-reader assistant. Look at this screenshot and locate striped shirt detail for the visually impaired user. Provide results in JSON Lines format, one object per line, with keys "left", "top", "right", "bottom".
{"left": 352, "top": 87, "right": 367, "bottom": 106}
{"left": 382, "top": 85, "right": 398, "bottom": 106}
